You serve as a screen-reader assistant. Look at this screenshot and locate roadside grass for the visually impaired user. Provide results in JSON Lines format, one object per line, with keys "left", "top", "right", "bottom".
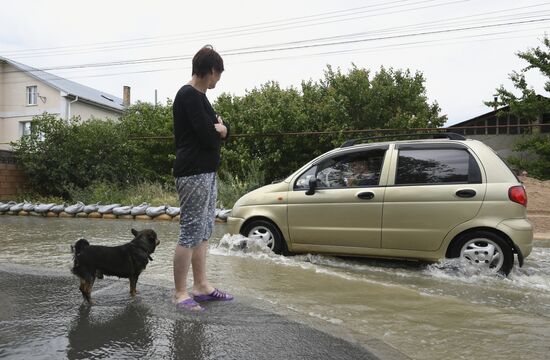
{"left": 13, "top": 160, "right": 266, "bottom": 209}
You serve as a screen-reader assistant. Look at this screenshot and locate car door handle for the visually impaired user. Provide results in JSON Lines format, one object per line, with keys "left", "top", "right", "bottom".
{"left": 357, "top": 191, "right": 375, "bottom": 200}
{"left": 455, "top": 189, "right": 476, "bottom": 198}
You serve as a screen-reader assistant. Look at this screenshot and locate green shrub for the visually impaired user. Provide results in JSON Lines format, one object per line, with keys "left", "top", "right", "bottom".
{"left": 66, "top": 181, "right": 179, "bottom": 206}
{"left": 508, "top": 134, "right": 550, "bottom": 180}
{"left": 217, "top": 159, "right": 265, "bottom": 208}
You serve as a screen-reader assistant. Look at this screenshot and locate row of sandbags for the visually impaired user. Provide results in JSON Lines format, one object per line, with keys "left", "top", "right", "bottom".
{"left": 0, "top": 201, "right": 232, "bottom": 220}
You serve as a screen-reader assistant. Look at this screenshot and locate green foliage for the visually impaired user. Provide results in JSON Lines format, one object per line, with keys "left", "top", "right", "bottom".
{"left": 488, "top": 36, "right": 550, "bottom": 122}
{"left": 508, "top": 135, "right": 550, "bottom": 179}
{"left": 11, "top": 102, "right": 175, "bottom": 198}
{"left": 217, "top": 159, "right": 265, "bottom": 208}
{"left": 66, "top": 180, "right": 179, "bottom": 206}
{"left": 12, "top": 113, "right": 135, "bottom": 197}
{"left": 120, "top": 101, "right": 175, "bottom": 182}
{"left": 12, "top": 64, "right": 446, "bottom": 198}
{"left": 489, "top": 36, "right": 550, "bottom": 180}
{"left": 215, "top": 65, "right": 446, "bottom": 182}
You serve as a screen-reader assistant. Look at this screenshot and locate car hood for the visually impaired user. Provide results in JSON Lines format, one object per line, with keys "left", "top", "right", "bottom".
{"left": 233, "top": 181, "right": 289, "bottom": 208}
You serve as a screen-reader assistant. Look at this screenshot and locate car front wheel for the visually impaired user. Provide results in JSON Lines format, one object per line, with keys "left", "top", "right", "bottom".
{"left": 241, "top": 220, "right": 288, "bottom": 255}
{"left": 449, "top": 230, "right": 514, "bottom": 275}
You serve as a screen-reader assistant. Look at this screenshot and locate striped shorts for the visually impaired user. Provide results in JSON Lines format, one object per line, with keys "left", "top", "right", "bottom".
{"left": 175, "top": 172, "right": 217, "bottom": 248}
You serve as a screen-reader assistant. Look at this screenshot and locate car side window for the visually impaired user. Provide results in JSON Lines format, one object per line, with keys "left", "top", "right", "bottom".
{"left": 395, "top": 148, "right": 482, "bottom": 185}
{"left": 313, "top": 150, "right": 385, "bottom": 189}
{"left": 294, "top": 165, "right": 317, "bottom": 190}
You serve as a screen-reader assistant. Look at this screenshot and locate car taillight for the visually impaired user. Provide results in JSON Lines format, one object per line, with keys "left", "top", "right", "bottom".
{"left": 509, "top": 185, "right": 527, "bottom": 207}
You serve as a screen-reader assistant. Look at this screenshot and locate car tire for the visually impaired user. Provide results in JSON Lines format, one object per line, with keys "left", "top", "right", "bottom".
{"left": 241, "top": 220, "right": 289, "bottom": 255}
{"left": 449, "top": 230, "right": 514, "bottom": 275}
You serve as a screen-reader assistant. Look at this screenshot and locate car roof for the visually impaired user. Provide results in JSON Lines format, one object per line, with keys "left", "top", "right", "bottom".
{"left": 340, "top": 132, "right": 466, "bottom": 147}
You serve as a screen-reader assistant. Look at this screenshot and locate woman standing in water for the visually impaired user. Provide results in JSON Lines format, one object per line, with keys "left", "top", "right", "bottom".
{"left": 172, "top": 45, "right": 232, "bottom": 311}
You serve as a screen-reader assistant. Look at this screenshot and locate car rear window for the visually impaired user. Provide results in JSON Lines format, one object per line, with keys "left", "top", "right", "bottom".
{"left": 395, "top": 148, "right": 481, "bottom": 185}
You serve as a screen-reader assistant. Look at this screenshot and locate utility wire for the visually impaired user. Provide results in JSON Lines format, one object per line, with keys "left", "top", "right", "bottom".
{"left": 0, "top": 27, "right": 545, "bottom": 88}
{"left": 4, "top": 1, "right": 548, "bottom": 60}
{"left": 1, "top": 0, "right": 457, "bottom": 57}
{"left": 3, "top": 16, "right": 548, "bottom": 75}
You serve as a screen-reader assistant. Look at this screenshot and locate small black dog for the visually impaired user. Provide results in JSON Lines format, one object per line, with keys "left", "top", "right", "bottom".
{"left": 71, "top": 228, "right": 160, "bottom": 302}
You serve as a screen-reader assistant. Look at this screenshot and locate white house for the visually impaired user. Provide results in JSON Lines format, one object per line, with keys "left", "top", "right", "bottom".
{"left": 0, "top": 56, "right": 128, "bottom": 151}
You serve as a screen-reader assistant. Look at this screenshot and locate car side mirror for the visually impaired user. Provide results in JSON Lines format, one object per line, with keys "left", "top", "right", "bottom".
{"left": 305, "top": 177, "right": 317, "bottom": 196}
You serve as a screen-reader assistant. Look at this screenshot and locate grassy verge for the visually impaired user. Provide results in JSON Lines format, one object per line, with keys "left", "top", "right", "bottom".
{"left": 13, "top": 161, "right": 266, "bottom": 209}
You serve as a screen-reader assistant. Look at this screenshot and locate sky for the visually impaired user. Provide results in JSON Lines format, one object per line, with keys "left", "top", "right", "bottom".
{"left": 1, "top": 0, "right": 549, "bottom": 126}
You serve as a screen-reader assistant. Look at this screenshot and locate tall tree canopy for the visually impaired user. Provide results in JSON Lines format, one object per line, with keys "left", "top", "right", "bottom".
{"left": 14, "top": 64, "right": 447, "bottom": 196}
{"left": 216, "top": 65, "right": 446, "bottom": 182}
{"left": 488, "top": 36, "right": 550, "bottom": 179}
{"left": 489, "top": 35, "right": 550, "bottom": 121}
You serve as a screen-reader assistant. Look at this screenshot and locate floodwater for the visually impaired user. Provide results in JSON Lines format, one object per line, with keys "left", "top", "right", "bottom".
{"left": 1, "top": 216, "right": 549, "bottom": 360}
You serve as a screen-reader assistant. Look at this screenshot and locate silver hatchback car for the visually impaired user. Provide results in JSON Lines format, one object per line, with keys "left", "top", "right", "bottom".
{"left": 227, "top": 133, "right": 533, "bottom": 275}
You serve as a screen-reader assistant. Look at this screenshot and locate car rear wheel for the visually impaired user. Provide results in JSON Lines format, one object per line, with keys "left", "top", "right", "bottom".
{"left": 449, "top": 230, "right": 514, "bottom": 275}
{"left": 241, "top": 220, "right": 288, "bottom": 255}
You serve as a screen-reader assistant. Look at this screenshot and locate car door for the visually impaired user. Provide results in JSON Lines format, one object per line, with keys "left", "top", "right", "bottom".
{"left": 382, "top": 143, "right": 487, "bottom": 251}
{"left": 287, "top": 147, "right": 388, "bottom": 251}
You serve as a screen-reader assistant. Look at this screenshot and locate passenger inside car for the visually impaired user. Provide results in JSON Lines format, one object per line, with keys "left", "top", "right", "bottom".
{"left": 346, "top": 160, "right": 375, "bottom": 186}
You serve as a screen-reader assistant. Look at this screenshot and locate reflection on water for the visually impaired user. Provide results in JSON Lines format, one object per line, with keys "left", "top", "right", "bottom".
{"left": 1, "top": 216, "right": 550, "bottom": 360}
{"left": 68, "top": 303, "right": 154, "bottom": 359}
{"left": 0, "top": 266, "right": 374, "bottom": 360}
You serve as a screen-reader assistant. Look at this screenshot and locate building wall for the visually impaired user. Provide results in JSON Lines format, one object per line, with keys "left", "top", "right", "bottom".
{"left": 465, "top": 134, "right": 525, "bottom": 159}
{"left": 69, "top": 101, "right": 121, "bottom": 121}
{"left": 0, "top": 62, "right": 62, "bottom": 150}
{"left": 0, "top": 152, "right": 26, "bottom": 199}
{"left": 0, "top": 62, "right": 122, "bottom": 151}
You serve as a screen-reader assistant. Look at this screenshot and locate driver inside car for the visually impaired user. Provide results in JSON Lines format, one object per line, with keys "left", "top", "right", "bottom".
{"left": 345, "top": 160, "right": 374, "bottom": 187}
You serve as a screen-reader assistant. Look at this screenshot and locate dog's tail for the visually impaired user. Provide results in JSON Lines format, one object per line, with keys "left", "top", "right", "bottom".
{"left": 72, "top": 238, "right": 90, "bottom": 256}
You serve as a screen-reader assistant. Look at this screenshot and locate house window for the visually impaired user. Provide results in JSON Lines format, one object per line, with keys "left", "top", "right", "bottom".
{"left": 26, "top": 86, "right": 38, "bottom": 105}
{"left": 20, "top": 121, "right": 32, "bottom": 136}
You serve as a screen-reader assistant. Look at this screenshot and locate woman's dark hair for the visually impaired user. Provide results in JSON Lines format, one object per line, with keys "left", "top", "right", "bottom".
{"left": 192, "top": 45, "right": 224, "bottom": 77}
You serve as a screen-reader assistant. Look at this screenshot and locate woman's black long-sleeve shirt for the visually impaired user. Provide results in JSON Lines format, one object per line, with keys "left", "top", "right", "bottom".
{"left": 172, "top": 85, "right": 230, "bottom": 177}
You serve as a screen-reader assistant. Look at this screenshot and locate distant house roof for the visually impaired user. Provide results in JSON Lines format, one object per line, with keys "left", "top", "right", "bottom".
{"left": 0, "top": 56, "right": 125, "bottom": 112}
{"left": 448, "top": 95, "right": 550, "bottom": 128}
{"left": 447, "top": 106, "right": 510, "bottom": 128}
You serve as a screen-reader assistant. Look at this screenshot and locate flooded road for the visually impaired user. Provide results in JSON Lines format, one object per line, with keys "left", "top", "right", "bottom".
{"left": 1, "top": 216, "right": 549, "bottom": 359}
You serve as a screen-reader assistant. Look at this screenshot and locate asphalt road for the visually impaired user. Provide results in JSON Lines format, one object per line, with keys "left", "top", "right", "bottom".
{"left": 0, "top": 265, "right": 408, "bottom": 360}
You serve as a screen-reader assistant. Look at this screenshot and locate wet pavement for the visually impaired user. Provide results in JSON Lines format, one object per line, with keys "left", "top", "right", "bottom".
{"left": 2, "top": 216, "right": 550, "bottom": 359}
{"left": 0, "top": 264, "right": 407, "bottom": 360}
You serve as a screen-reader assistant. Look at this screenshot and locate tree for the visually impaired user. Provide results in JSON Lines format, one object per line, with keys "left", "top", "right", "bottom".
{"left": 215, "top": 65, "right": 446, "bottom": 183}
{"left": 489, "top": 35, "right": 550, "bottom": 124}
{"left": 12, "top": 102, "right": 175, "bottom": 198}
{"left": 119, "top": 101, "right": 174, "bottom": 182}
{"left": 489, "top": 36, "right": 550, "bottom": 179}
{"left": 319, "top": 65, "right": 445, "bottom": 133}
{"left": 12, "top": 114, "right": 135, "bottom": 197}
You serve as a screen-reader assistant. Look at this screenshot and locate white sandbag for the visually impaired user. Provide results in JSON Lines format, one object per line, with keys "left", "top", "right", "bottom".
{"left": 22, "top": 201, "right": 35, "bottom": 212}
{"left": 34, "top": 203, "right": 56, "bottom": 213}
{"left": 166, "top": 206, "right": 180, "bottom": 217}
{"left": 9, "top": 202, "right": 25, "bottom": 212}
{"left": 130, "top": 202, "right": 149, "bottom": 216}
{"left": 50, "top": 204, "right": 66, "bottom": 214}
{"left": 83, "top": 202, "right": 101, "bottom": 214}
{"left": 0, "top": 201, "right": 16, "bottom": 212}
{"left": 98, "top": 204, "right": 121, "bottom": 214}
{"left": 217, "top": 209, "right": 232, "bottom": 220}
{"left": 145, "top": 205, "right": 166, "bottom": 217}
{"left": 65, "top": 201, "right": 85, "bottom": 214}
{"left": 112, "top": 205, "right": 132, "bottom": 216}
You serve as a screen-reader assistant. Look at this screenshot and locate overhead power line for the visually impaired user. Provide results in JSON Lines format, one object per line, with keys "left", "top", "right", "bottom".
{"left": 3, "top": 16, "right": 547, "bottom": 75}
{"left": 1, "top": 0, "right": 461, "bottom": 58}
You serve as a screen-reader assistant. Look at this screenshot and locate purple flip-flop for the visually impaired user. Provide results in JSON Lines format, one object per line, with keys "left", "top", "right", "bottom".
{"left": 193, "top": 288, "right": 234, "bottom": 302}
{"left": 176, "top": 298, "right": 204, "bottom": 311}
